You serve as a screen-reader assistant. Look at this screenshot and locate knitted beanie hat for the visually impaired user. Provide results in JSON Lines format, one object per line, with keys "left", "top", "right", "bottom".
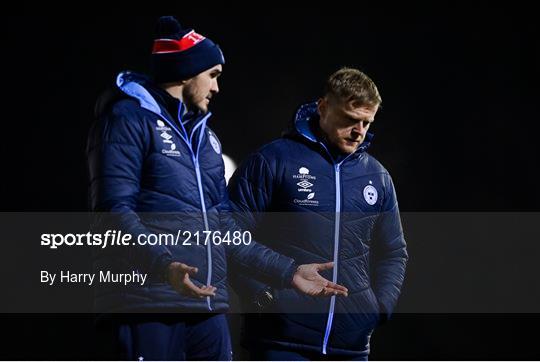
{"left": 150, "top": 16, "right": 225, "bottom": 83}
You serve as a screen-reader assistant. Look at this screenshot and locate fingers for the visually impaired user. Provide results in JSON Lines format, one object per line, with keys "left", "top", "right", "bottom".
{"left": 190, "top": 285, "right": 217, "bottom": 299}
{"left": 182, "top": 273, "right": 216, "bottom": 297}
{"left": 313, "top": 275, "right": 348, "bottom": 293}
{"left": 198, "top": 285, "right": 217, "bottom": 294}
{"left": 323, "top": 287, "right": 348, "bottom": 297}
{"left": 316, "top": 281, "right": 348, "bottom": 297}
{"left": 177, "top": 283, "right": 217, "bottom": 299}
{"left": 319, "top": 288, "right": 333, "bottom": 297}
{"left": 313, "top": 276, "right": 348, "bottom": 297}
{"left": 326, "top": 281, "right": 348, "bottom": 293}
{"left": 305, "top": 286, "right": 347, "bottom": 297}
{"left": 168, "top": 262, "right": 217, "bottom": 298}
{"left": 316, "top": 261, "right": 334, "bottom": 271}
{"left": 178, "top": 263, "right": 198, "bottom": 276}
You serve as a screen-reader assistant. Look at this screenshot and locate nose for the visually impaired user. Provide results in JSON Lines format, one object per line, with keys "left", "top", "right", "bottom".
{"left": 211, "top": 79, "right": 219, "bottom": 94}
{"left": 352, "top": 121, "right": 367, "bottom": 136}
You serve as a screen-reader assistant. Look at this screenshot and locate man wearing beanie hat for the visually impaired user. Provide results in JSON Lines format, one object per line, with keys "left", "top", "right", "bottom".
{"left": 87, "top": 16, "right": 348, "bottom": 360}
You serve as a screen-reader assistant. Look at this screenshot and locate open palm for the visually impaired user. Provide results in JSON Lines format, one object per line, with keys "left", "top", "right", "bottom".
{"left": 291, "top": 262, "right": 348, "bottom": 297}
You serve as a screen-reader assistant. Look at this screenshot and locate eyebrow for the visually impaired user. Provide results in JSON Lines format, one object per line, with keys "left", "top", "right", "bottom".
{"left": 346, "top": 114, "right": 375, "bottom": 123}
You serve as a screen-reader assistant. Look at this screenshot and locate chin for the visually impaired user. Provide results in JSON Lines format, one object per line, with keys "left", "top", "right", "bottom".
{"left": 339, "top": 145, "right": 357, "bottom": 154}
{"left": 196, "top": 104, "right": 209, "bottom": 114}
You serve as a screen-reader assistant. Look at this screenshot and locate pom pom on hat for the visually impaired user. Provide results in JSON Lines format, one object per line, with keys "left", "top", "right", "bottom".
{"left": 155, "top": 16, "right": 185, "bottom": 40}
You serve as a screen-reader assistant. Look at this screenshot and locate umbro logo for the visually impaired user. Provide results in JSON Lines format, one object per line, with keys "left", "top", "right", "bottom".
{"left": 293, "top": 166, "right": 316, "bottom": 193}
{"left": 297, "top": 180, "right": 313, "bottom": 190}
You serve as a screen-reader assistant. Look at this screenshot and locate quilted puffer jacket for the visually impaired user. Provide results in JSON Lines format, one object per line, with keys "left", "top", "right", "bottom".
{"left": 87, "top": 71, "right": 296, "bottom": 313}
{"left": 228, "top": 102, "right": 408, "bottom": 356}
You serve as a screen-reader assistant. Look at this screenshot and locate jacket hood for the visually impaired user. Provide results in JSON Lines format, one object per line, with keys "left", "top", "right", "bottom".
{"left": 96, "top": 71, "right": 188, "bottom": 118}
{"left": 285, "top": 101, "right": 374, "bottom": 156}
{"left": 94, "top": 72, "right": 159, "bottom": 118}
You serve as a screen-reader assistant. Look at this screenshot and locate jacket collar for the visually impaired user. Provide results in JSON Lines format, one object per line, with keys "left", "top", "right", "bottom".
{"left": 115, "top": 71, "right": 211, "bottom": 157}
{"left": 115, "top": 71, "right": 208, "bottom": 124}
{"left": 291, "top": 102, "right": 374, "bottom": 159}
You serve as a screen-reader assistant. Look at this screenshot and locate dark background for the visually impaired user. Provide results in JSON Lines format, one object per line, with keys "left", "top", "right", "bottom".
{"left": 1, "top": 7, "right": 539, "bottom": 360}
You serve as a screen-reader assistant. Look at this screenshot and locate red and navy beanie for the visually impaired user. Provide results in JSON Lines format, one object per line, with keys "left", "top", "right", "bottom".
{"left": 150, "top": 16, "right": 225, "bottom": 83}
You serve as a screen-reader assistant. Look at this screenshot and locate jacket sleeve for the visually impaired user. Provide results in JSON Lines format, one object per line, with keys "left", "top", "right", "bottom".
{"left": 371, "top": 174, "right": 408, "bottom": 321}
{"left": 224, "top": 152, "right": 293, "bottom": 301}
{"left": 87, "top": 102, "right": 172, "bottom": 276}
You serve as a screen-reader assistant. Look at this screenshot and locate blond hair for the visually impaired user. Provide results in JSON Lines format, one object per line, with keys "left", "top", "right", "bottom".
{"left": 324, "top": 67, "right": 382, "bottom": 106}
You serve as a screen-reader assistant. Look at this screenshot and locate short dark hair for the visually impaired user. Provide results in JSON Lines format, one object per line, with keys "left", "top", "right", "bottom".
{"left": 324, "top": 67, "right": 382, "bottom": 107}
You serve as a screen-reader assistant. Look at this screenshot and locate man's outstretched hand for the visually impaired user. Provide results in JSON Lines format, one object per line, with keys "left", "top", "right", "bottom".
{"left": 291, "top": 262, "right": 348, "bottom": 297}
{"left": 167, "top": 262, "right": 217, "bottom": 298}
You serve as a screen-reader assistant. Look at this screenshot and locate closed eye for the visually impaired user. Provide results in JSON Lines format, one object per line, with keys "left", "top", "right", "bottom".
{"left": 348, "top": 117, "right": 373, "bottom": 128}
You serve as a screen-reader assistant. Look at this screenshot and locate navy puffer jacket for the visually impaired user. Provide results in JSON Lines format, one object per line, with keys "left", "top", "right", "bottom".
{"left": 228, "top": 102, "right": 408, "bottom": 356}
{"left": 87, "top": 71, "right": 296, "bottom": 313}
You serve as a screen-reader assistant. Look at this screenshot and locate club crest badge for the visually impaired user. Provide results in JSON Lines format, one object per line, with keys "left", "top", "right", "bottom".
{"left": 209, "top": 133, "right": 221, "bottom": 154}
{"left": 363, "top": 184, "right": 378, "bottom": 205}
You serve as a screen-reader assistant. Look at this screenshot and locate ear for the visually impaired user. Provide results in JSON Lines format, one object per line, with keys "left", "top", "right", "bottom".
{"left": 317, "top": 97, "right": 327, "bottom": 117}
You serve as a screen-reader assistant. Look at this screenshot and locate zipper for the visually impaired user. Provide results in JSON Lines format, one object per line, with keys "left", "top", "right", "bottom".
{"left": 193, "top": 157, "right": 212, "bottom": 310}
{"left": 154, "top": 110, "right": 214, "bottom": 311}
{"left": 322, "top": 162, "right": 342, "bottom": 354}
{"left": 188, "top": 114, "right": 212, "bottom": 311}
{"left": 117, "top": 79, "right": 215, "bottom": 310}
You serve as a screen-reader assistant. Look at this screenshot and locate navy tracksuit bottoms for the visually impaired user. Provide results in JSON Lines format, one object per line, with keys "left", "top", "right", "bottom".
{"left": 97, "top": 314, "right": 232, "bottom": 361}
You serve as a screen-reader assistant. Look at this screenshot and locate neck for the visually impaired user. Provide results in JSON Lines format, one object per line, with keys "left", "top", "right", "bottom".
{"left": 314, "top": 119, "right": 329, "bottom": 145}
{"left": 161, "top": 83, "right": 184, "bottom": 102}
{"left": 315, "top": 119, "right": 352, "bottom": 159}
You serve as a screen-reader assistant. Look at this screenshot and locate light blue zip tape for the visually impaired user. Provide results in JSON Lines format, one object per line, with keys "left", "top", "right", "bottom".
{"left": 117, "top": 76, "right": 215, "bottom": 310}
{"left": 322, "top": 162, "right": 342, "bottom": 354}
